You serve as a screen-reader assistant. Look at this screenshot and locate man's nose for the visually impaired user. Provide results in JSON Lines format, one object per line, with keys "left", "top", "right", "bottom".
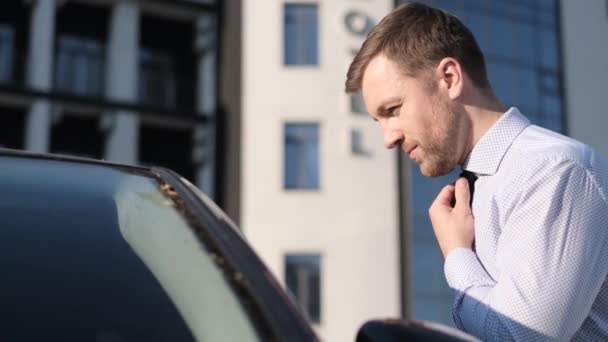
{"left": 383, "top": 130, "right": 404, "bottom": 149}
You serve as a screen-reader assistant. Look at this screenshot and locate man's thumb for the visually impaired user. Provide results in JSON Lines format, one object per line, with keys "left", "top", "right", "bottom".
{"left": 455, "top": 177, "right": 471, "bottom": 210}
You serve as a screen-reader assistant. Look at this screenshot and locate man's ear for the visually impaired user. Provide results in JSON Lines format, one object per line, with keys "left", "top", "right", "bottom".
{"left": 436, "top": 57, "right": 463, "bottom": 100}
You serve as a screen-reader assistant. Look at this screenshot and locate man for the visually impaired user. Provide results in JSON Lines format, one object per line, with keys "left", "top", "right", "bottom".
{"left": 345, "top": 2, "right": 608, "bottom": 341}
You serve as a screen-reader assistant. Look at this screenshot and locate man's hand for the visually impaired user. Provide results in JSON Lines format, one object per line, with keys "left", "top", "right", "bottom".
{"left": 429, "top": 178, "right": 475, "bottom": 258}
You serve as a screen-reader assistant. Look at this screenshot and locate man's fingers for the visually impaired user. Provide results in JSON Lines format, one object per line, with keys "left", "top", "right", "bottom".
{"left": 432, "top": 184, "right": 456, "bottom": 208}
{"left": 454, "top": 177, "right": 471, "bottom": 210}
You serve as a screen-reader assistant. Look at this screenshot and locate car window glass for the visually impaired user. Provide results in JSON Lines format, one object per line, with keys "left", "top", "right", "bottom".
{"left": 0, "top": 157, "right": 262, "bottom": 342}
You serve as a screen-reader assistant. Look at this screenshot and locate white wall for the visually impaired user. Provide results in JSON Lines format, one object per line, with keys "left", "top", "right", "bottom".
{"left": 240, "top": 0, "right": 400, "bottom": 341}
{"left": 560, "top": 0, "right": 608, "bottom": 158}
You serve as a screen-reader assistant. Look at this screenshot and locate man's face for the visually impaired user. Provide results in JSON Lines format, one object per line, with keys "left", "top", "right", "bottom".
{"left": 361, "top": 54, "right": 464, "bottom": 177}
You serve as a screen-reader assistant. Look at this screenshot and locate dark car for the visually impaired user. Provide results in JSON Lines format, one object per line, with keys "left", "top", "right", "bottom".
{"left": 0, "top": 149, "right": 478, "bottom": 342}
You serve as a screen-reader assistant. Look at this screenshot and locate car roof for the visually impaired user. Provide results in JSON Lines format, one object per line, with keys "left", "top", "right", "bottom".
{"left": 0, "top": 147, "right": 151, "bottom": 172}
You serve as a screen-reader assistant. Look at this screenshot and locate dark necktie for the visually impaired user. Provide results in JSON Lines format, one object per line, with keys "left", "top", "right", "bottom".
{"left": 459, "top": 170, "right": 478, "bottom": 206}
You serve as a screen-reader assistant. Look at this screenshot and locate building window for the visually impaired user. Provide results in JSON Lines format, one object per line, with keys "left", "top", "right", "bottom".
{"left": 284, "top": 123, "right": 320, "bottom": 190}
{"left": 351, "top": 129, "right": 370, "bottom": 156}
{"left": 284, "top": 4, "right": 319, "bottom": 66}
{"left": 139, "top": 48, "right": 176, "bottom": 108}
{"left": 0, "top": 25, "right": 14, "bottom": 82}
{"left": 0, "top": 105, "right": 25, "bottom": 149}
{"left": 55, "top": 35, "right": 104, "bottom": 97}
{"left": 350, "top": 93, "right": 367, "bottom": 115}
{"left": 285, "top": 254, "right": 321, "bottom": 324}
{"left": 50, "top": 113, "right": 104, "bottom": 160}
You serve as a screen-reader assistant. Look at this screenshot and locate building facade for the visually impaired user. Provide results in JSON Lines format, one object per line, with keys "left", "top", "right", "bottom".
{"left": 237, "top": 0, "right": 402, "bottom": 341}
{"left": 0, "top": 0, "right": 221, "bottom": 199}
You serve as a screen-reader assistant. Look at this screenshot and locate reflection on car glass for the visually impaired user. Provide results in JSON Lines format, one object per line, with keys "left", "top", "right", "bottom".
{"left": 114, "top": 175, "right": 262, "bottom": 342}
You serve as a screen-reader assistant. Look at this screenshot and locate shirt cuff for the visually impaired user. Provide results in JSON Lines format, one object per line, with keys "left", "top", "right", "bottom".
{"left": 444, "top": 248, "right": 493, "bottom": 291}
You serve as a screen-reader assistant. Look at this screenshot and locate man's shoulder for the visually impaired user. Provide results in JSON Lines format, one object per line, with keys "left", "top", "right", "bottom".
{"left": 507, "top": 125, "right": 608, "bottom": 196}
{"left": 513, "top": 125, "right": 603, "bottom": 170}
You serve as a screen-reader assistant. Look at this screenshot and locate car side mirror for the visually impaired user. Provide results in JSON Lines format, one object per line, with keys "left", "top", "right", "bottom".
{"left": 355, "top": 319, "right": 480, "bottom": 342}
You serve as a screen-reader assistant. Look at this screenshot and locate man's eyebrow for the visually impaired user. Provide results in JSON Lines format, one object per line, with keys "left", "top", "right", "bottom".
{"left": 373, "top": 104, "right": 388, "bottom": 117}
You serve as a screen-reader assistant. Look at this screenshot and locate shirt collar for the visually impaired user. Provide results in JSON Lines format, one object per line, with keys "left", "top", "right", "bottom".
{"left": 463, "top": 107, "right": 531, "bottom": 176}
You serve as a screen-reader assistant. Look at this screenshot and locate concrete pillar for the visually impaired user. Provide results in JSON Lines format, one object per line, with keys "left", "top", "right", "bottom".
{"left": 196, "top": 14, "right": 217, "bottom": 114}
{"left": 25, "top": 0, "right": 56, "bottom": 153}
{"left": 193, "top": 13, "right": 217, "bottom": 198}
{"left": 103, "top": 2, "right": 140, "bottom": 164}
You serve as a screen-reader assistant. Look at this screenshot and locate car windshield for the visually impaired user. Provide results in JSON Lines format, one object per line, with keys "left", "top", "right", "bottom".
{"left": 0, "top": 156, "right": 262, "bottom": 341}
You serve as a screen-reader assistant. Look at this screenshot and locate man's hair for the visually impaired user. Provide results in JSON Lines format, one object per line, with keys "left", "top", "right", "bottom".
{"left": 345, "top": 2, "right": 491, "bottom": 93}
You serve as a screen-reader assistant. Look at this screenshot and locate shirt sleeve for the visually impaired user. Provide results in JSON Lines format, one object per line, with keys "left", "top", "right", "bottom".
{"left": 444, "top": 158, "right": 608, "bottom": 341}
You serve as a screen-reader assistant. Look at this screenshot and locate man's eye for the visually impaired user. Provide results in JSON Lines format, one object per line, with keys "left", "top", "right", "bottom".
{"left": 388, "top": 106, "right": 400, "bottom": 116}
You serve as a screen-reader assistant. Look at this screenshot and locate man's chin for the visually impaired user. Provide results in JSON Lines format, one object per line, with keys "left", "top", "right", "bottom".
{"left": 419, "top": 161, "right": 455, "bottom": 177}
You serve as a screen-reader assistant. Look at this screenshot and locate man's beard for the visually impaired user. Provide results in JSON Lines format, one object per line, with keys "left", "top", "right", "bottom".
{"left": 418, "top": 97, "right": 461, "bottom": 177}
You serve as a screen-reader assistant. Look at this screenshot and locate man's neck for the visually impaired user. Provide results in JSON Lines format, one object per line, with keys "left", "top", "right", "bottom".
{"left": 460, "top": 96, "right": 507, "bottom": 165}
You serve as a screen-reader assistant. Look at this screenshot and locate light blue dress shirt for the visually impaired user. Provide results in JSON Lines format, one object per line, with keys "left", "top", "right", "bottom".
{"left": 444, "top": 107, "right": 608, "bottom": 340}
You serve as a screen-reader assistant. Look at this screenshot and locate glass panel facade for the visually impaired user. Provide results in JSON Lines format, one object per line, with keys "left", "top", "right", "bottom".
{"left": 284, "top": 123, "right": 320, "bottom": 190}
{"left": 285, "top": 254, "right": 321, "bottom": 324}
{"left": 398, "top": 0, "right": 564, "bottom": 325}
{"left": 284, "top": 4, "right": 319, "bottom": 66}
